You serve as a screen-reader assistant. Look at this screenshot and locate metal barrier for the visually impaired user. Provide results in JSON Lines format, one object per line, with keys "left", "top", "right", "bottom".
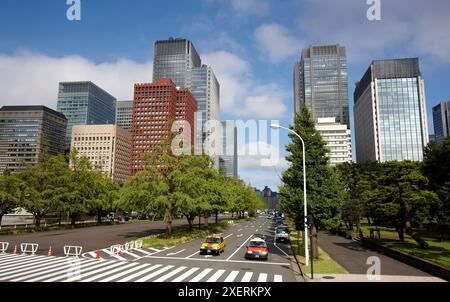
{"left": 134, "top": 240, "right": 143, "bottom": 249}
{"left": 63, "top": 245, "right": 83, "bottom": 257}
{"left": 110, "top": 244, "right": 121, "bottom": 255}
{"left": 20, "top": 243, "right": 39, "bottom": 255}
{"left": 0, "top": 242, "right": 9, "bottom": 254}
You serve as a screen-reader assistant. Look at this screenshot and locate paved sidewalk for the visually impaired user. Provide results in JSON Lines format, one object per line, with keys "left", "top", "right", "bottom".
{"left": 317, "top": 231, "right": 439, "bottom": 278}
{"left": 311, "top": 274, "right": 444, "bottom": 282}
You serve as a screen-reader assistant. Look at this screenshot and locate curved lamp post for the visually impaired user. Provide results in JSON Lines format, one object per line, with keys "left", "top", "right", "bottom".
{"left": 271, "top": 124, "right": 309, "bottom": 266}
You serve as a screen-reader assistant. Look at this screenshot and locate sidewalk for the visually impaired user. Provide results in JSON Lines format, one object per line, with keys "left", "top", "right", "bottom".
{"left": 310, "top": 274, "right": 444, "bottom": 282}
{"left": 316, "top": 231, "right": 444, "bottom": 281}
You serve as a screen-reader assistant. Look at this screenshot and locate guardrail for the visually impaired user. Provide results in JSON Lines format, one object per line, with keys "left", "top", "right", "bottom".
{"left": 110, "top": 244, "right": 121, "bottom": 255}
{"left": 134, "top": 240, "right": 143, "bottom": 249}
{"left": 20, "top": 243, "right": 39, "bottom": 255}
{"left": 63, "top": 245, "right": 83, "bottom": 257}
{"left": 0, "top": 242, "right": 9, "bottom": 254}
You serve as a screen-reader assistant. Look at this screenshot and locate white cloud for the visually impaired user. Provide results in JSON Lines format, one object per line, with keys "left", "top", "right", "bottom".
{"left": 253, "top": 23, "right": 303, "bottom": 63}
{"left": 0, "top": 51, "right": 153, "bottom": 109}
{"left": 238, "top": 141, "right": 289, "bottom": 171}
{"left": 230, "top": 0, "right": 271, "bottom": 16}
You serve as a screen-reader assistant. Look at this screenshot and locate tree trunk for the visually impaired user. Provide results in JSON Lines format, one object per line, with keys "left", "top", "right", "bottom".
{"left": 301, "top": 230, "right": 305, "bottom": 247}
{"left": 367, "top": 217, "right": 372, "bottom": 224}
{"left": 203, "top": 215, "right": 209, "bottom": 228}
{"left": 398, "top": 225, "right": 405, "bottom": 241}
{"left": 310, "top": 216, "right": 319, "bottom": 260}
{"left": 58, "top": 212, "right": 62, "bottom": 226}
{"left": 166, "top": 220, "right": 172, "bottom": 239}
{"left": 356, "top": 217, "right": 362, "bottom": 234}
{"left": 34, "top": 214, "right": 41, "bottom": 227}
{"left": 97, "top": 211, "right": 102, "bottom": 224}
{"left": 187, "top": 217, "right": 193, "bottom": 230}
{"left": 70, "top": 215, "right": 77, "bottom": 226}
{"left": 0, "top": 214, "right": 3, "bottom": 228}
{"left": 405, "top": 220, "right": 429, "bottom": 249}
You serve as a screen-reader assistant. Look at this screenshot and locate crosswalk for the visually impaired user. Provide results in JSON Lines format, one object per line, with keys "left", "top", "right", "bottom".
{"left": 82, "top": 246, "right": 172, "bottom": 261}
{"left": 0, "top": 253, "right": 284, "bottom": 283}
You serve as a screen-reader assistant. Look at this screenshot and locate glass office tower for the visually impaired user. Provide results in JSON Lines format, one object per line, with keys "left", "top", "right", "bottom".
{"left": 294, "top": 44, "right": 350, "bottom": 129}
{"left": 115, "top": 100, "right": 133, "bottom": 132}
{"left": 354, "top": 58, "right": 429, "bottom": 162}
{"left": 0, "top": 106, "right": 67, "bottom": 173}
{"left": 57, "top": 81, "right": 116, "bottom": 150}
{"left": 219, "top": 121, "right": 238, "bottom": 178}
{"left": 432, "top": 101, "right": 450, "bottom": 144}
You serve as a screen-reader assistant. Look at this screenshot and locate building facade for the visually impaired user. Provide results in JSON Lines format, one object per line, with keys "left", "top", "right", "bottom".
{"left": 354, "top": 58, "right": 429, "bottom": 162}
{"left": 219, "top": 121, "right": 238, "bottom": 178}
{"left": 115, "top": 100, "right": 133, "bottom": 132}
{"left": 0, "top": 106, "right": 67, "bottom": 173}
{"left": 71, "top": 125, "right": 131, "bottom": 182}
{"left": 316, "top": 118, "right": 352, "bottom": 166}
{"left": 131, "top": 79, "right": 197, "bottom": 175}
{"left": 432, "top": 101, "right": 450, "bottom": 144}
{"left": 254, "top": 187, "right": 280, "bottom": 210}
{"left": 57, "top": 81, "right": 116, "bottom": 150}
{"left": 294, "top": 44, "right": 350, "bottom": 128}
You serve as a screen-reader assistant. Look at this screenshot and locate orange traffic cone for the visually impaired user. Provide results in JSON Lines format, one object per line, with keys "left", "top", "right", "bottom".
{"left": 48, "top": 246, "right": 52, "bottom": 256}
{"left": 12, "top": 245, "right": 17, "bottom": 254}
{"left": 95, "top": 249, "right": 101, "bottom": 259}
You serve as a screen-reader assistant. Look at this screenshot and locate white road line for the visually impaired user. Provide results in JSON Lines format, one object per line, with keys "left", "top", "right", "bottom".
{"left": 5, "top": 258, "right": 82, "bottom": 280}
{"left": 238, "top": 229, "right": 243, "bottom": 232}
{"left": 0, "top": 257, "right": 64, "bottom": 275}
{"left": 189, "top": 268, "right": 212, "bottom": 282}
{"left": 116, "top": 264, "right": 163, "bottom": 282}
{"left": 102, "top": 248, "right": 127, "bottom": 261}
{"left": 64, "top": 261, "right": 125, "bottom": 282}
{"left": 186, "top": 250, "right": 200, "bottom": 259}
{"left": 81, "top": 262, "right": 139, "bottom": 282}
{"left": 153, "top": 266, "right": 187, "bottom": 282}
{"left": 149, "top": 248, "right": 161, "bottom": 252}
{"left": 167, "top": 249, "right": 186, "bottom": 256}
{"left": 206, "top": 269, "right": 226, "bottom": 282}
{"left": 88, "top": 251, "right": 97, "bottom": 258}
{"left": 237, "top": 234, "right": 243, "bottom": 238}
{"left": 224, "top": 271, "right": 239, "bottom": 282}
{"left": 100, "top": 263, "right": 151, "bottom": 282}
{"left": 135, "top": 265, "right": 175, "bottom": 282}
{"left": 133, "top": 248, "right": 151, "bottom": 255}
{"left": 171, "top": 267, "right": 200, "bottom": 282}
{"left": 43, "top": 260, "right": 112, "bottom": 282}
{"left": 241, "top": 272, "right": 253, "bottom": 282}
{"left": 226, "top": 234, "right": 253, "bottom": 261}
{"left": 23, "top": 259, "right": 101, "bottom": 282}
{"left": 0, "top": 255, "right": 47, "bottom": 268}
{"left": 145, "top": 255, "right": 290, "bottom": 266}
{"left": 122, "top": 250, "right": 141, "bottom": 258}
{"left": 257, "top": 273, "right": 268, "bottom": 282}
{"left": 0, "top": 254, "right": 30, "bottom": 262}
{"left": 274, "top": 274, "right": 283, "bottom": 282}
{"left": 224, "top": 233, "right": 234, "bottom": 239}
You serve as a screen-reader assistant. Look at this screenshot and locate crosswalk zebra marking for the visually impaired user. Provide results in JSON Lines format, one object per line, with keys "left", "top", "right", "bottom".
{"left": 0, "top": 256, "right": 63, "bottom": 275}
{"left": 274, "top": 274, "right": 283, "bottom": 282}
{"left": 99, "top": 263, "right": 151, "bottom": 282}
{"left": 135, "top": 265, "right": 174, "bottom": 282}
{"left": 241, "top": 272, "right": 253, "bottom": 282}
{"left": 206, "top": 269, "right": 226, "bottom": 282}
{"left": 122, "top": 250, "right": 141, "bottom": 258}
{"left": 171, "top": 267, "right": 200, "bottom": 282}
{"left": 0, "top": 254, "right": 47, "bottom": 267}
{"left": 257, "top": 273, "right": 268, "bottom": 282}
{"left": 44, "top": 260, "right": 113, "bottom": 282}
{"left": 116, "top": 264, "right": 163, "bottom": 282}
{"left": 153, "top": 266, "right": 187, "bottom": 282}
{"left": 64, "top": 261, "right": 126, "bottom": 282}
{"left": 224, "top": 271, "right": 240, "bottom": 282}
{"left": 4, "top": 258, "right": 81, "bottom": 280}
{"left": 102, "top": 248, "right": 127, "bottom": 261}
{"left": 133, "top": 248, "right": 151, "bottom": 255}
{"left": 81, "top": 262, "right": 139, "bottom": 282}
{"left": 189, "top": 268, "right": 213, "bottom": 282}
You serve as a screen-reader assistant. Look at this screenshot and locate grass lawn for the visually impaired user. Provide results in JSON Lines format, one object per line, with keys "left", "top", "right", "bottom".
{"left": 376, "top": 238, "right": 450, "bottom": 268}
{"left": 141, "top": 218, "right": 248, "bottom": 249}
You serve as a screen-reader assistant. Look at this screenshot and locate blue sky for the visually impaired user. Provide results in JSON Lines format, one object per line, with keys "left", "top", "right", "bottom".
{"left": 1, "top": 0, "right": 449, "bottom": 190}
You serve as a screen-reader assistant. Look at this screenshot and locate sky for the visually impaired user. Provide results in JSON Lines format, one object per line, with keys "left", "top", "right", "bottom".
{"left": 0, "top": 0, "right": 449, "bottom": 190}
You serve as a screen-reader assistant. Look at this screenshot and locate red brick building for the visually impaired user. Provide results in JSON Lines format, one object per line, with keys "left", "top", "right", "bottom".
{"left": 131, "top": 79, "right": 197, "bottom": 175}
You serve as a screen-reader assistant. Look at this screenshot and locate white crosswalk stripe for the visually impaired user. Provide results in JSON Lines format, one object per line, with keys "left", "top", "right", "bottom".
{"left": 0, "top": 254, "right": 288, "bottom": 283}
{"left": 102, "top": 248, "right": 127, "bottom": 261}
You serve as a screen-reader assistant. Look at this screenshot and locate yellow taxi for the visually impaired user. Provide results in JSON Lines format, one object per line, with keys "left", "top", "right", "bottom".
{"left": 199, "top": 234, "right": 225, "bottom": 255}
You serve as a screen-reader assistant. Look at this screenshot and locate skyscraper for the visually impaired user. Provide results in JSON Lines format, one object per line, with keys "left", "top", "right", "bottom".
{"left": 152, "top": 38, "right": 220, "bottom": 154}
{"left": 432, "top": 101, "right": 450, "bottom": 144}
{"left": 315, "top": 118, "right": 352, "bottom": 166}
{"left": 219, "top": 121, "right": 238, "bottom": 178}
{"left": 294, "top": 44, "right": 350, "bottom": 128}
{"left": 115, "top": 100, "right": 133, "bottom": 132}
{"left": 57, "top": 81, "right": 116, "bottom": 150}
{"left": 354, "top": 58, "right": 429, "bottom": 162}
{"left": 0, "top": 106, "right": 67, "bottom": 173}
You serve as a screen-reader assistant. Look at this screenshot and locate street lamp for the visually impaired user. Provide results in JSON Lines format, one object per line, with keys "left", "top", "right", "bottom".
{"left": 271, "top": 124, "right": 309, "bottom": 266}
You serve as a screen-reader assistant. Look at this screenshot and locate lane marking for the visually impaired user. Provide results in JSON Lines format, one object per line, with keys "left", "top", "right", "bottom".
{"left": 81, "top": 262, "right": 139, "bottom": 282}
{"left": 116, "top": 264, "right": 163, "bottom": 282}
{"left": 102, "top": 248, "right": 127, "bottom": 261}
{"left": 149, "top": 248, "right": 161, "bottom": 252}
{"left": 274, "top": 274, "right": 283, "bottom": 282}
{"left": 224, "top": 271, "right": 239, "bottom": 282}
{"left": 257, "top": 273, "right": 268, "bottom": 282}
{"left": 167, "top": 249, "right": 186, "bottom": 256}
{"left": 145, "top": 255, "right": 290, "bottom": 266}
{"left": 44, "top": 260, "right": 113, "bottom": 282}
{"left": 23, "top": 259, "right": 102, "bottom": 282}
{"left": 206, "top": 269, "right": 226, "bottom": 282}
{"left": 186, "top": 250, "right": 200, "bottom": 259}
{"left": 241, "top": 272, "right": 253, "bottom": 282}
{"left": 0, "top": 257, "right": 63, "bottom": 275}
{"left": 64, "top": 261, "right": 125, "bottom": 282}
{"left": 133, "top": 248, "right": 151, "bottom": 255}
{"left": 135, "top": 265, "right": 174, "bottom": 282}
{"left": 100, "top": 263, "right": 151, "bottom": 282}
{"left": 171, "top": 267, "right": 200, "bottom": 282}
{"left": 4, "top": 257, "right": 82, "bottom": 280}
{"left": 226, "top": 234, "right": 253, "bottom": 261}
{"left": 224, "top": 233, "right": 234, "bottom": 239}
{"left": 153, "top": 266, "right": 187, "bottom": 282}
{"left": 189, "top": 268, "right": 212, "bottom": 282}
{"left": 122, "top": 250, "right": 141, "bottom": 258}
{"left": 237, "top": 234, "right": 243, "bottom": 238}
{"left": 0, "top": 255, "right": 48, "bottom": 268}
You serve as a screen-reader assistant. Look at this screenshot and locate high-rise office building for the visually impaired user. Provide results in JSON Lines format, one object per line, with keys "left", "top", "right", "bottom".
{"left": 354, "top": 58, "right": 429, "bottom": 162}
{"left": 0, "top": 106, "right": 67, "bottom": 173}
{"left": 57, "top": 81, "right": 117, "bottom": 150}
{"left": 152, "top": 38, "right": 220, "bottom": 154}
{"left": 131, "top": 79, "right": 197, "bottom": 175}
{"left": 294, "top": 44, "right": 350, "bottom": 128}
{"left": 432, "top": 101, "right": 450, "bottom": 144}
{"left": 115, "top": 100, "right": 133, "bottom": 132}
{"left": 71, "top": 125, "right": 131, "bottom": 182}
{"left": 219, "top": 121, "right": 238, "bottom": 178}
{"left": 315, "top": 118, "right": 352, "bottom": 166}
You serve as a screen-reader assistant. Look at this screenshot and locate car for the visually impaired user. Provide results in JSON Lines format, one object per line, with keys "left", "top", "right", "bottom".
{"left": 199, "top": 234, "right": 225, "bottom": 255}
{"left": 275, "top": 225, "right": 290, "bottom": 243}
{"left": 245, "top": 238, "right": 269, "bottom": 260}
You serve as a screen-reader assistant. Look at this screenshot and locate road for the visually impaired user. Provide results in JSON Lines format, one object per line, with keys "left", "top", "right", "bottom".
{"left": 0, "top": 216, "right": 302, "bottom": 282}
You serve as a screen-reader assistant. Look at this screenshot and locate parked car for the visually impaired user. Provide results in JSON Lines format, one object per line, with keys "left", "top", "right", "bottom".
{"left": 245, "top": 237, "right": 269, "bottom": 260}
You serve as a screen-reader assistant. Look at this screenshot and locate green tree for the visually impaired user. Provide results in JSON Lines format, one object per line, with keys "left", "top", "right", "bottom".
{"left": 0, "top": 171, "right": 23, "bottom": 226}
